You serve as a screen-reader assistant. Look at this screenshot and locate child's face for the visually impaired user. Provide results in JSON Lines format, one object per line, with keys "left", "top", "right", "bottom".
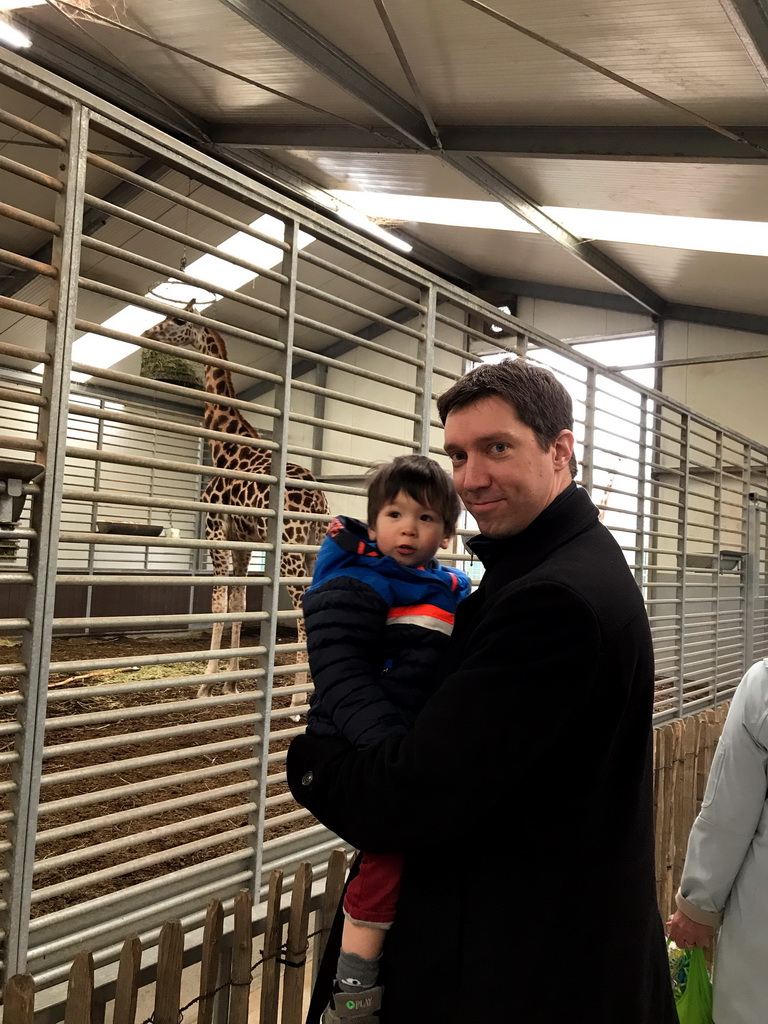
{"left": 368, "top": 489, "right": 451, "bottom": 568}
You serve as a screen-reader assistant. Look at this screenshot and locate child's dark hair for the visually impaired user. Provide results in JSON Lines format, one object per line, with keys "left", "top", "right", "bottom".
{"left": 366, "top": 455, "right": 462, "bottom": 538}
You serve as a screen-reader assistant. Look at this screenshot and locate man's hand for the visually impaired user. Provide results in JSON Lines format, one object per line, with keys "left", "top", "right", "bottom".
{"left": 666, "top": 909, "right": 715, "bottom": 949}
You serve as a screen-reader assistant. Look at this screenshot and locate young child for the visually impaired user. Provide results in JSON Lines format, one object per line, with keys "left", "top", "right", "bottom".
{"left": 302, "top": 454, "right": 472, "bottom": 1023}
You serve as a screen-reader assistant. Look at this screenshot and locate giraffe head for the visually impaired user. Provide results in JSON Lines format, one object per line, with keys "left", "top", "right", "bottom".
{"left": 141, "top": 300, "right": 206, "bottom": 353}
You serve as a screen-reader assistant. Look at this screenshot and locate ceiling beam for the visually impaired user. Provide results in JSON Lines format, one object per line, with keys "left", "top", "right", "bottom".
{"left": 479, "top": 277, "right": 653, "bottom": 316}
{"left": 210, "top": 123, "right": 768, "bottom": 162}
{"left": 15, "top": 19, "right": 208, "bottom": 144}
{"left": 215, "top": 146, "right": 483, "bottom": 289}
{"left": 446, "top": 155, "right": 664, "bottom": 315}
{"left": 215, "top": 0, "right": 434, "bottom": 148}
{"left": 664, "top": 303, "right": 768, "bottom": 336}
{"left": 720, "top": 0, "right": 768, "bottom": 85}
{"left": 219, "top": 0, "right": 664, "bottom": 316}
{"left": 482, "top": 276, "right": 768, "bottom": 336}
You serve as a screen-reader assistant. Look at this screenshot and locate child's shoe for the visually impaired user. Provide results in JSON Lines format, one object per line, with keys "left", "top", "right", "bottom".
{"left": 321, "top": 985, "right": 383, "bottom": 1022}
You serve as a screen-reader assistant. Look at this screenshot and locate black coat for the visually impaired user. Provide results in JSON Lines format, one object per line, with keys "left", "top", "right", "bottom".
{"left": 287, "top": 485, "right": 678, "bottom": 1024}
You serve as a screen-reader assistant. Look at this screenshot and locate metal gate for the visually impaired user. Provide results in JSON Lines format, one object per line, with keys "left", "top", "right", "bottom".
{"left": 1, "top": 52, "right": 767, "bottom": 998}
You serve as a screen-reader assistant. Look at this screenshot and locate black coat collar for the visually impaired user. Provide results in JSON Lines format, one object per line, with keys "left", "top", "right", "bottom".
{"left": 465, "top": 483, "right": 599, "bottom": 591}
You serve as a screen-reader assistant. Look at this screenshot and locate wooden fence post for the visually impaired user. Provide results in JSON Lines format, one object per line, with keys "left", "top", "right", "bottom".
{"left": 228, "top": 889, "right": 254, "bottom": 1024}
{"left": 152, "top": 920, "right": 183, "bottom": 1024}
{"left": 281, "top": 862, "right": 313, "bottom": 1024}
{"left": 113, "top": 935, "right": 142, "bottom": 1024}
{"left": 64, "top": 952, "right": 94, "bottom": 1024}
{"left": 261, "top": 869, "right": 284, "bottom": 1024}
{"left": 313, "top": 849, "right": 348, "bottom": 986}
{"left": 4, "top": 974, "right": 36, "bottom": 1024}
{"left": 198, "top": 899, "right": 224, "bottom": 1024}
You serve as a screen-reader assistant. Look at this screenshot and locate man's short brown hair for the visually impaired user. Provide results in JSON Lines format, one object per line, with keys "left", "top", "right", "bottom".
{"left": 437, "top": 358, "right": 578, "bottom": 479}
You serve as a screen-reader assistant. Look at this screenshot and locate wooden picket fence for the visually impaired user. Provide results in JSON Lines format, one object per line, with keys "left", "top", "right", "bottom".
{"left": 2, "top": 705, "right": 732, "bottom": 1022}
{"left": 653, "top": 702, "right": 729, "bottom": 921}
{"left": 3, "top": 849, "right": 349, "bottom": 1024}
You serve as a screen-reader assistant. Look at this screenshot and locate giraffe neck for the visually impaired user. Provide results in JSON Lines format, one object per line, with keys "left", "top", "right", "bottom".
{"left": 199, "top": 329, "right": 260, "bottom": 442}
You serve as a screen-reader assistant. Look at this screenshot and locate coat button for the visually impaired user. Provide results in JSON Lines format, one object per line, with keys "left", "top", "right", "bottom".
{"left": 301, "top": 771, "right": 313, "bottom": 786}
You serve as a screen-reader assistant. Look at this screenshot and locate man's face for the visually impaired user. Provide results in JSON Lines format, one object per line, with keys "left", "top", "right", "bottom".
{"left": 443, "top": 395, "right": 574, "bottom": 539}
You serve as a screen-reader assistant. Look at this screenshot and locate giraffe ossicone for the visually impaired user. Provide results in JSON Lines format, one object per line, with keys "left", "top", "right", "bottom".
{"left": 142, "top": 304, "right": 330, "bottom": 713}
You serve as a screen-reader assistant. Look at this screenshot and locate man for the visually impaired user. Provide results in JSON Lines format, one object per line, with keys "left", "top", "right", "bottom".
{"left": 287, "top": 358, "right": 678, "bottom": 1024}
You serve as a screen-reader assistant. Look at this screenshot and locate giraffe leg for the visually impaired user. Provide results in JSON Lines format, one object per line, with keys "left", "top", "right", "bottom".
{"left": 223, "top": 550, "right": 250, "bottom": 694}
{"left": 198, "top": 544, "right": 230, "bottom": 699}
{"left": 286, "top": 580, "right": 311, "bottom": 721}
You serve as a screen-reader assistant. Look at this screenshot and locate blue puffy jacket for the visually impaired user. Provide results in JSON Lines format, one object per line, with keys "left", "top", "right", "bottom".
{"left": 303, "top": 515, "right": 471, "bottom": 747}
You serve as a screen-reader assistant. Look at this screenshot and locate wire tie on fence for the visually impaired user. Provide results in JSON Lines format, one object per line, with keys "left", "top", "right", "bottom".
{"left": 277, "top": 940, "right": 309, "bottom": 968}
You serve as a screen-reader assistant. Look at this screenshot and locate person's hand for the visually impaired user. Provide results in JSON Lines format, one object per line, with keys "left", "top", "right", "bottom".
{"left": 666, "top": 909, "right": 714, "bottom": 949}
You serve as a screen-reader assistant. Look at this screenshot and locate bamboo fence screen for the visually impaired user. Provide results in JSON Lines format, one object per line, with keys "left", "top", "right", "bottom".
{"left": 2, "top": 706, "right": 730, "bottom": 1023}
{"left": 653, "top": 703, "right": 730, "bottom": 922}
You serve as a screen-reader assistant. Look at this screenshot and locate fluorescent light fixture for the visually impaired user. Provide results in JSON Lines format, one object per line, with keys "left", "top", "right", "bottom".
{"left": 34, "top": 214, "right": 315, "bottom": 379}
{"left": 331, "top": 190, "right": 768, "bottom": 258}
{"left": 0, "top": 17, "right": 31, "bottom": 47}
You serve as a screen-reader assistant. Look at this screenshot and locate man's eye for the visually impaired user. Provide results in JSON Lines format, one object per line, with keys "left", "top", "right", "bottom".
{"left": 491, "top": 443, "right": 508, "bottom": 454}
{"left": 448, "top": 452, "right": 465, "bottom": 463}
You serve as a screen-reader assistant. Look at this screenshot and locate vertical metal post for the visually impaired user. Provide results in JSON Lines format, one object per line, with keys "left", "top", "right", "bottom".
{"left": 413, "top": 284, "right": 436, "bottom": 453}
{"left": 581, "top": 366, "right": 597, "bottom": 496}
{"left": 311, "top": 362, "right": 327, "bottom": 478}
{"left": 251, "top": 218, "right": 300, "bottom": 898}
{"left": 3, "top": 103, "right": 88, "bottom": 977}
{"left": 745, "top": 492, "right": 761, "bottom": 672}
{"left": 677, "top": 414, "right": 691, "bottom": 719}
{"left": 84, "top": 401, "right": 105, "bottom": 631}
{"left": 634, "top": 392, "right": 650, "bottom": 591}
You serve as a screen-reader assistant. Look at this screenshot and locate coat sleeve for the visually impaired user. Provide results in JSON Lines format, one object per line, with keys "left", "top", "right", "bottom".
{"left": 676, "top": 660, "right": 768, "bottom": 926}
{"left": 288, "top": 578, "right": 603, "bottom": 853}
{"left": 304, "top": 575, "right": 408, "bottom": 747}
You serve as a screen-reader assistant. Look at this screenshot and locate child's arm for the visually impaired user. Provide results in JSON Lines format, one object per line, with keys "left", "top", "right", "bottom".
{"left": 304, "top": 575, "right": 408, "bottom": 748}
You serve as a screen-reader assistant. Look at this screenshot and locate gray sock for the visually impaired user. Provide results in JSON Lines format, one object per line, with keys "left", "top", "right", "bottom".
{"left": 336, "top": 950, "right": 381, "bottom": 992}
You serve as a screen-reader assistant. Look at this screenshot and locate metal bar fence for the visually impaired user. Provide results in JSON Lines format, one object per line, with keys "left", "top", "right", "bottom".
{"left": 0, "top": 52, "right": 766, "bottom": 1009}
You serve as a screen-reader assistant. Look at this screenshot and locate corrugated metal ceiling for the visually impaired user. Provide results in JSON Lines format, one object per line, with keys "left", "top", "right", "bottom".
{"left": 3, "top": 0, "right": 768, "bottom": 333}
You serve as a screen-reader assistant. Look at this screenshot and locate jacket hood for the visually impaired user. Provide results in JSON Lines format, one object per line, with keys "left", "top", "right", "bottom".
{"left": 312, "top": 515, "right": 471, "bottom": 597}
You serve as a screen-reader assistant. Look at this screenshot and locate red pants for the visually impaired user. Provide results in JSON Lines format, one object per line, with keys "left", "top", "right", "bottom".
{"left": 343, "top": 851, "right": 404, "bottom": 927}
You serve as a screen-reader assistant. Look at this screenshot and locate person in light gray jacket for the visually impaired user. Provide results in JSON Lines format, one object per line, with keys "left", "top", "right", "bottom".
{"left": 667, "top": 657, "right": 768, "bottom": 1024}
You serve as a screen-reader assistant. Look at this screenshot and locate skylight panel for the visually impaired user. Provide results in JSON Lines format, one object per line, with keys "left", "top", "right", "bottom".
{"left": 331, "top": 191, "right": 768, "bottom": 258}
{"left": 34, "top": 215, "right": 315, "bottom": 380}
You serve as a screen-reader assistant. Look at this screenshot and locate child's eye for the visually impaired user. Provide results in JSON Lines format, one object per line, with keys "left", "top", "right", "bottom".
{"left": 420, "top": 514, "right": 434, "bottom": 521}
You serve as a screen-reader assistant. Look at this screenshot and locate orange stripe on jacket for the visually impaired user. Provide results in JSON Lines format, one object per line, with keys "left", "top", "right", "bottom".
{"left": 386, "top": 604, "right": 455, "bottom": 626}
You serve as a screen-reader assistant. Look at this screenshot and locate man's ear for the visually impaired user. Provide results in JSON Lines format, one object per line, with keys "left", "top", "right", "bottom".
{"left": 552, "top": 429, "right": 575, "bottom": 471}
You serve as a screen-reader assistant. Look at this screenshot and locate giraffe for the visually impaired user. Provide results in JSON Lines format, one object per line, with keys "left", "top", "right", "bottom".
{"left": 141, "top": 307, "right": 330, "bottom": 710}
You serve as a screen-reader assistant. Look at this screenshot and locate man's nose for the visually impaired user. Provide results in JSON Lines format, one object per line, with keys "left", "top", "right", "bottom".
{"left": 461, "top": 454, "right": 490, "bottom": 490}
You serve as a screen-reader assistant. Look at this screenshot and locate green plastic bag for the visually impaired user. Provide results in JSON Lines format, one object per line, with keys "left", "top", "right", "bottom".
{"left": 670, "top": 944, "right": 714, "bottom": 1024}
